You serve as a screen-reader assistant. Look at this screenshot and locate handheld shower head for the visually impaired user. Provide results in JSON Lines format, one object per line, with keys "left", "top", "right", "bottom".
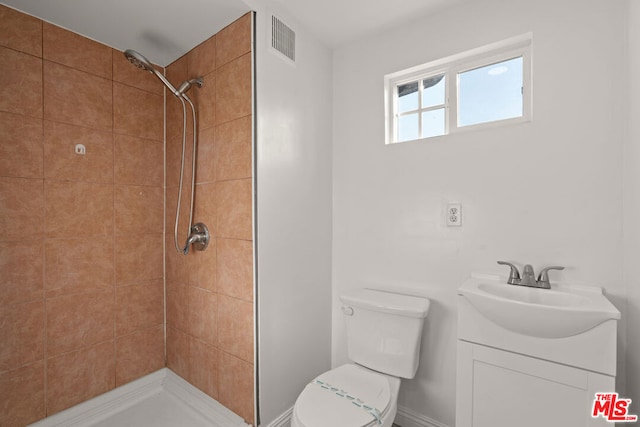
{"left": 123, "top": 49, "right": 180, "bottom": 96}
{"left": 124, "top": 50, "right": 206, "bottom": 256}
{"left": 124, "top": 49, "right": 154, "bottom": 72}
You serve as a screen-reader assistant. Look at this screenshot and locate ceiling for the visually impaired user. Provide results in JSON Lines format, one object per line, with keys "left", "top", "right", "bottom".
{"left": 263, "top": 0, "right": 469, "bottom": 48}
{"left": 0, "top": 0, "right": 251, "bottom": 66}
{"left": 1, "top": 0, "right": 466, "bottom": 66}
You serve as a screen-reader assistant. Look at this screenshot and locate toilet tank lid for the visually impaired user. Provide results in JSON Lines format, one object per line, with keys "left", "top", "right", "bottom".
{"left": 340, "top": 289, "right": 431, "bottom": 318}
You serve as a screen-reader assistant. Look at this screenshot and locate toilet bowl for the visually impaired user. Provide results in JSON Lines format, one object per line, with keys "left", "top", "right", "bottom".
{"left": 291, "top": 363, "right": 400, "bottom": 427}
{"left": 290, "top": 289, "right": 430, "bottom": 427}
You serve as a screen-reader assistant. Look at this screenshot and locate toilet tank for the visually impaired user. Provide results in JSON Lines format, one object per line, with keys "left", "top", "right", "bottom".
{"left": 340, "top": 289, "right": 430, "bottom": 379}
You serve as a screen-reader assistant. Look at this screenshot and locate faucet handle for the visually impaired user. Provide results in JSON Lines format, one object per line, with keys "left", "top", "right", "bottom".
{"left": 497, "top": 261, "right": 521, "bottom": 285}
{"left": 537, "top": 266, "right": 565, "bottom": 284}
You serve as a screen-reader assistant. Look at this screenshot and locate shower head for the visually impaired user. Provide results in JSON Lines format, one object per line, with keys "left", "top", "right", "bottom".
{"left": 124, "top": 49, "right": 155, "bottom": 72}
{"left": 123, "top": 49, "right": 180, "bottom": 96}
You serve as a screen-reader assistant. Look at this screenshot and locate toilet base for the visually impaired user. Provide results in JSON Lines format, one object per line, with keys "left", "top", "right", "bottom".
{"left": 291, "top": 404, "right": 397, "bottom": 427}
{"left": 290, "top": 364, "right": 400, "bottom": 427}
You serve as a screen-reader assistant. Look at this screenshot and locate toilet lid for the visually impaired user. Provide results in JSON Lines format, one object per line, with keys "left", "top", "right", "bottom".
{"left": 294, "top": 364, "right": 391, "bottom": 427}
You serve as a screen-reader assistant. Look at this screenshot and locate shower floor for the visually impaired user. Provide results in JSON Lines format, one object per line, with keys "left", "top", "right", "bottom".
{"left": 29, "top": 369, "right": 248, "bottom": 427}
{"left": 91, "top": 389, "right": 215, "bottom": 427}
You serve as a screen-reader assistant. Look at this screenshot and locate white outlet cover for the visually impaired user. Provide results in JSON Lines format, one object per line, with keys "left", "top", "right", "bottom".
{"left": 447, "top": 203, "right": 462, "bottom": 226}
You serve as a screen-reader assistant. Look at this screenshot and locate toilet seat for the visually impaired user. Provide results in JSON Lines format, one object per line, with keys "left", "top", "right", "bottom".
{"left": 292, "top": 364, "right": 400, "bottom": 427}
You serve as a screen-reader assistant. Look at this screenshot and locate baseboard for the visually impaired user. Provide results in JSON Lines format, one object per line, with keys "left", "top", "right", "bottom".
{"left": 264, "top": 406, "right": 293, "bottom": 427}
{"left": 29, "top": 368, "right": 250, "bottom": 427}
{"left": 263, "top": 405, "right": 447, "bottom": 427}
{"left": 395, "top": 406, "right": 449, "bottom": 427}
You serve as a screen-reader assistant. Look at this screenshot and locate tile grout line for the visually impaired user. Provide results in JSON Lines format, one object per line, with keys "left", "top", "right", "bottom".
{"left": 212, "top": 55, "right": 221, "bottom": 404}
{"left": 41, "top": 16, "right": 49, "bottom": 419}
{"left": 43, "top": 338, "right": 116, "bottom": 362}
{"left": 163, "top": 64, "right": 168, "bottom": 368}
{"left": 112, "top": 54, "right": 118, "bottom": 391}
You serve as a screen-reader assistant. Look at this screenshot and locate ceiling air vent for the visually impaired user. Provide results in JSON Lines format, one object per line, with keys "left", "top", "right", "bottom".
{"left": 271, "top": 15, "right": 295, "bottom": 63}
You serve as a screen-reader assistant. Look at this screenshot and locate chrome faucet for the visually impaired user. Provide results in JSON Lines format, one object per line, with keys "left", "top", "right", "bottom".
{"left": 520, "top": 264, "right": 538, "bottom": 287}
{"left": 497, "top": 261, "right": 564, "bottom": 289}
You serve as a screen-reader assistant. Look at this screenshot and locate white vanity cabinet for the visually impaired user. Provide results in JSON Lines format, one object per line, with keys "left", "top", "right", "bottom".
{"left": 456, "top": 340, "right": 614, "bottom": 427}
{"left": 456, "top": 275, "right": 620, "bottom": 427}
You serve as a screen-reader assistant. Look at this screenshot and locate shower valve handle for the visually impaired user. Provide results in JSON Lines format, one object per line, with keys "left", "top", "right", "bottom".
{"left": 182, "top": 223, "right": 209, "bottom": 255}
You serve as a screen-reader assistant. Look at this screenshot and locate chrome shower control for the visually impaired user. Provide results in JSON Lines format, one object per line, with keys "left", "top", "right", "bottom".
{"left": 183, "top": 222, "right": 209, "bottom": 254}
{"left": 191, "top": 223, "right": 209, "bottom": 251}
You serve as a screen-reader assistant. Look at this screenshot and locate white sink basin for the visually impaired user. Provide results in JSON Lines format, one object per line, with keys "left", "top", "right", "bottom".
{"left": 458, "top": 275, "right": 620, "bottom": 338}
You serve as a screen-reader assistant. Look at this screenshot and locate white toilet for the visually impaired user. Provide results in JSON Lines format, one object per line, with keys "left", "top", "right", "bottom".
{"left": 291, "top": 288, "right": 431, "bottom": 427}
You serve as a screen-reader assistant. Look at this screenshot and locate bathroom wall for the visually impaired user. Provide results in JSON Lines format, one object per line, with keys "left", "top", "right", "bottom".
{"left": 164, "top": 13, "right": 255, "bottom": 425}
{"left": 624, "top": 0, "right": 640, "bottom": 412}
{"left": 0, "top": 5, "right": 165, "bottom": 426}
{"left": 332, "top": 0, "right": 627, "bottom": 425}
{"left": 247, "top": 2, "right": 334, "bottom": 425}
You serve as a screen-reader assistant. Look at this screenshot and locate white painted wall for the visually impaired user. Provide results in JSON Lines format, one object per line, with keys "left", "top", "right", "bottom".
{"left": 624, "top": 0, "right": 640, "bottom": 412}
{"left": 332, "top": 0, "right": 627, "bottom": 425}
{"left": 250, "top": 3, "right": 334, "bottom": 426}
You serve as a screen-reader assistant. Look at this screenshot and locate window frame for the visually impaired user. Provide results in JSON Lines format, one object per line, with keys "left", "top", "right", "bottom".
{"left": 385, "top": 34, "right": 532, "bottom": 144}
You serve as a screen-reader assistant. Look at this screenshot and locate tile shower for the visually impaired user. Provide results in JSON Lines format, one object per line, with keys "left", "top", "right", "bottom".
{"left": 0, "top": 6, "right": 254, "bottom": 426}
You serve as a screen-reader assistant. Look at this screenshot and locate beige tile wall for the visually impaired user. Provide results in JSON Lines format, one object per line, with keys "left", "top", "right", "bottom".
{"left": 165, "top": 13, "right": 254, "bottom": 424}
{"left": 0, "top": 5, "right": 165, "bottom": 425}
{"left": 0, "top": 6, "right": 254, "bottom": 426}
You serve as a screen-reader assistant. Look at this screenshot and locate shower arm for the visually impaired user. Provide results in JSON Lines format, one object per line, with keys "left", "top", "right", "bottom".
{"left": 177, "top": 78, "right": 204, "bottom": 97}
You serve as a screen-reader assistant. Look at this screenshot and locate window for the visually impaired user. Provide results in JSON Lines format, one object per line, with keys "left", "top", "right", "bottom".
{"left": 385, "top": 34, "right": 532, "bottom": 144}
{"left": 397, "top": 74, "right": 446, "bottom": 141}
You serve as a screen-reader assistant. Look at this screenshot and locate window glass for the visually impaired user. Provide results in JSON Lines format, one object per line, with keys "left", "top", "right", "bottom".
{"left": 398, "top": 82, "right": 419, "bottom": 113}
{"left": 398, "top": 113, "right": 419, "bottom": 142}
{"left": 422, "top": 75, "right": 445, "bottom": 109}
{"left": 422, "top": 109, "right": 445, "bottom": 138}
{"left": 458, "top": 56, "right": 523, "bottom": 127}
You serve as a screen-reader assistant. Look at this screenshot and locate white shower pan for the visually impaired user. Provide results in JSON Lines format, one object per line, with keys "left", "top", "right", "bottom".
{"left": 28, "top": 369, "right": 250, "bottom": 427}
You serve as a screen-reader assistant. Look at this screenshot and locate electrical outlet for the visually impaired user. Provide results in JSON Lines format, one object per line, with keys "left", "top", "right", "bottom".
{"left": 447, "top": 203, "right": 462, "bottom": 226}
